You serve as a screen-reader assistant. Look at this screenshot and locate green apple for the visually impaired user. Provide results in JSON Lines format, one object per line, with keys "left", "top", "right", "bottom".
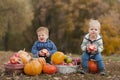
{"left": 64, "top": 55, "right": 68, "bottom": 59}
{"left": 64, "top": 55, "right": 68, "bottom": 61}
{"left": 66, "top": 57, "right": 72, "bottom": 63}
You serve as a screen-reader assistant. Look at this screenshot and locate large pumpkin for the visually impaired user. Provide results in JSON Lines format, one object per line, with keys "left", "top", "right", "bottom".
{"left": 51, "top": 51, "right": 65, "bottom": 64}
{"left": 88, "top": 60, "right": 98, "bottom": 73}
{"left": 24, "top": 60, "right": 42, "bottom": 76}
{"left": 18, "top": 50, "right": 32, "bottom": 64}
{"left": 43, "top": 64, "right": 57, "bottom": 74}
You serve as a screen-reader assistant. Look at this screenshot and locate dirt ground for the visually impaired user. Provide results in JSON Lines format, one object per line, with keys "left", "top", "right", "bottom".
{"left": 0, "top": 51, "right": 120, "bottom": 80}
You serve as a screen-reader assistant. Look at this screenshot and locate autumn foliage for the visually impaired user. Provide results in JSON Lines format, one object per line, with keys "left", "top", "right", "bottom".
{"left": 0, "top": 0, "right": 120, "bottom": 55}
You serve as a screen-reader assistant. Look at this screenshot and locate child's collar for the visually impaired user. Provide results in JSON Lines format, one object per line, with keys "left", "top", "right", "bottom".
{"left": 85, "top": 33, "right": 101, "bottom": 40}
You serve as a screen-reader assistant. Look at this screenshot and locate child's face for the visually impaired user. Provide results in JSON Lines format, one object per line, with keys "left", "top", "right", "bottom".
{"left": 89, "top": 25, "right": 100, "bottom": 37}
{"left": 37, "top": 31, "right": 48, "bottom": 42}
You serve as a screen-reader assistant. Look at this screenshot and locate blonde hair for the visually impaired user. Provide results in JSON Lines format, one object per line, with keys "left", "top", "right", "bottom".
{"left": 89, "top": 19, "right": 101, "bottom": 29}
{"left": 36, "top": 27, "right": 49, "bottom": 35}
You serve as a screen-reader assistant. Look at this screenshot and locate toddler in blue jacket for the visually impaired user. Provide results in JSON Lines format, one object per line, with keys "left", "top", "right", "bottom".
{"left": 31, "top": 27, "right": 57, "bottom": 63}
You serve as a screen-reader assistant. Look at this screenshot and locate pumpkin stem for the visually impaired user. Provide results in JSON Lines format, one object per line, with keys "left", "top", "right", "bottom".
{"left": 23, "top": 48, "right": 26, "bottom": 51}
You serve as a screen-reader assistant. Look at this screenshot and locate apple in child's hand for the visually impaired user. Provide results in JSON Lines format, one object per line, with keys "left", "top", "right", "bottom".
{"left": 88, "top": 44, "right": 96, "bottom": 51}
{"left": 40, "top": 49, "right": 48, "bottom": 56}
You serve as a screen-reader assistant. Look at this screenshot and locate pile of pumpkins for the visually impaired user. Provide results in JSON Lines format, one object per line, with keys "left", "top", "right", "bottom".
{"left": 7, "top": 50, "right": 98, "bottom": 75}
{"left": 8, "top": 50, "right": 57, "bottom": 76}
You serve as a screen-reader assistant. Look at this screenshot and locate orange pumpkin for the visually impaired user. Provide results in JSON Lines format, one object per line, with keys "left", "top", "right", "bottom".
{"left": 18, "top": 50, "right": 32, "bottom": 64}
{"left": 35, "top": 57, "right": 46, "bottom": 67}
{"left": 43, "top": 63, "right": 57, "bottom": 74}
{"left": 51, "top": 51, "right": 65, "bottom": 64}
{"left": 24, "top": 60, "right": 42, "bottom": 76}
{"left": 88, "top": 60, "right": 98, "bottom": 73}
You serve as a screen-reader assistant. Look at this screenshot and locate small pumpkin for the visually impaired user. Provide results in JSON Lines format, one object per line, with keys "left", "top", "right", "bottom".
{"left": 43, "top": 63, "right": 57, "bottom": 74}
{"left": 18, "top": 50, "right": 32, "bottom": 64}
{"left": 51, "top": 51, "right": 65, "bottom": 64}
{"left": 24, "top": 60, "right": 42, "bottom": 76}
{"left": 88, "top": 60, "right": 98, "bottom": 73}
{"left": 33, "top": 57, "right": 46, "bottom": 67}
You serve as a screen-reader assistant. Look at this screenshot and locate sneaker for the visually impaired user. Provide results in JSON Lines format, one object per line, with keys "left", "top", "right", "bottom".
{"left": 100, "top": 71, "right": 106, "bottom": 76}
{"left": 79, "top": 69, "right": 87, "bottom": 74}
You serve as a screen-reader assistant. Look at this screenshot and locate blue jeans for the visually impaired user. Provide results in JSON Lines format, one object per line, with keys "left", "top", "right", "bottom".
{"left": 81, "top": 51, "right": 105, "bottom": 71}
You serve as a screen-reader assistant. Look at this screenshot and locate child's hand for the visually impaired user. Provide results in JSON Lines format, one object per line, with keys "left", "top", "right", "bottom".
{"left": 39, "top": 49, "right": 50, "bottom": 57}
{"left": 39, "top": 49, "right": 47, "bottom": 56}
{"left": 46, "top": 51, "right": 50, "bottom": 57}
{"left": 87, "top": 44, "right": 97, "bottom": 53}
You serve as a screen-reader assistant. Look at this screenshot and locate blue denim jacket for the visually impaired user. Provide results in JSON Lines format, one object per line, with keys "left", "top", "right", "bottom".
{"left": 31, "top": 39, "right": 57, "bottom": 58}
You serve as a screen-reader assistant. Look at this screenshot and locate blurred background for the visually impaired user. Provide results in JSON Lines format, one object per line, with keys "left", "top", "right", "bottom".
{"left": 0, "top": 0, "right": 120, "bottom": 55}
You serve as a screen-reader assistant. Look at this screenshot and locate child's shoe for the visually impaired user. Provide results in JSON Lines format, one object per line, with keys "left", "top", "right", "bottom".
{"left": 79, "top": 68, "right": 88, "bottom": 74}
{"left": 100, "top": 71, "right": 106, "bottom": 76}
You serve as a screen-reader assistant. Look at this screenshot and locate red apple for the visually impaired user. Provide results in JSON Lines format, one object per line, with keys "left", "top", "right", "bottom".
{"left": 68, "top": 63, "right": 74, "bottom": 66}
{"left": 72, "top": 58, "right": 81, "bottom": 65}
{"left": 40, "top": 49, "right": 48, "bottom": 56}
{"left": 9, "top": 53, "right": 22, "bottom": 64}
{"left": 88, "top": 44, "right": 96, "bottom": 52}
{"left": 13, "top": 53, "right": 19, "bottom": 57}
{"left": 10, "top": 56, "right": 19, "bottom": 64}
{"left": 63, "top": 63, "right": 67, "bottom": 65}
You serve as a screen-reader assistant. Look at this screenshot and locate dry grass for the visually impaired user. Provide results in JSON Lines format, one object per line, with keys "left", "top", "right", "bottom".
{"left": 0, "top": 51, "right": 120, "bottom": 80}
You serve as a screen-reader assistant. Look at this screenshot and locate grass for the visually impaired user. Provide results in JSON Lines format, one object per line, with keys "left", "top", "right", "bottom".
{"left": 0, "top": 51, "right": 120, "bottom": 80}
{"left": 104, "top": 55, "right": 120, "bottom": 61}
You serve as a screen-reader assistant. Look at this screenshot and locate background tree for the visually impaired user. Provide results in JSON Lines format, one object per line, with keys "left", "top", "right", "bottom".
{"left": 0, "top": 0, "right": 33, "bottom": 51}
{"left": 29, "top": 0, "right": 120, "bottom": 55}
{"left": 0, "top": 0, "right": 120, "bottom": 55}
